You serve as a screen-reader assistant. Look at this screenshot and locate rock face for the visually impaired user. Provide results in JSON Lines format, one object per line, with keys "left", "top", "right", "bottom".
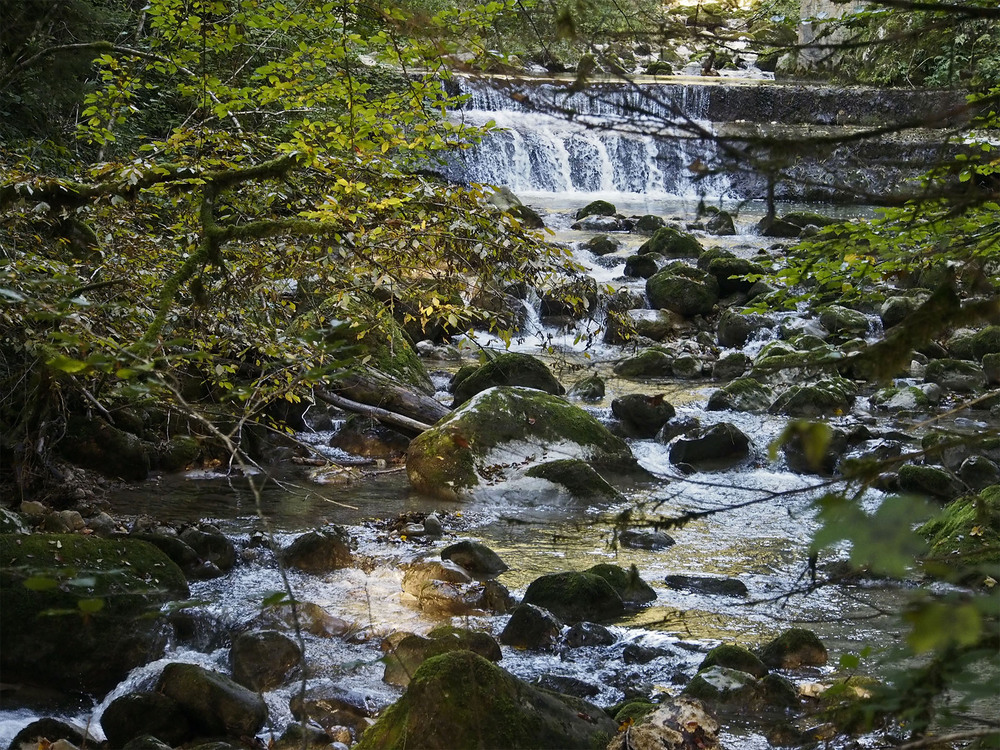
{"left": 0, "top": 534, "right": 189, "bottom": 694}
{"left": 157, "top": 662, "right": 268, "bottom": 738}
{"left": 354, "top": 651, "right": 617, "bottom": 750}
{"left": 407, "top": 386, "right": 636, "bottom": 501}
{"left": 452, "top": 352, "right": 565, "bottom": 406}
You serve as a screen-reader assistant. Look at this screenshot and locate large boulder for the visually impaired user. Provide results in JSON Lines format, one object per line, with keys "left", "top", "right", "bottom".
{"left": 157, "top": 662, "right": 268, "bottom": 739}
{"left": 401, "top": 559, "right": 484, "bottom": 615}
{"left": 770, "top": 378, "right": 856, "bottom": 418}
{"left": 101, "top": 692, "right": 193, "bottom": 748}
{"left": 699, "top": 644, "right": 768, "bottom": 678}
{"left": 355, "top": 651, "right": 617, "bottom": 749}
{"left": 683, "top": 666, "right": 798, "bottom": 712}
{"left": 281, "top": 527, "right": 353, "bottom": 572}
{"left": 819, "top": 305, "right": 870, "bottom": 337}
{"left": 638, "top": 226, "right": 703, "bottom": 258}
{"left": 613, "top": 348, "right": 674, "bottom": 378}
{"left": 406, "top": 386, "right": 636, "bottom": 501}
{"left": 230, "top": 630, "right": 302, "bottom": 691}
{"left": 0, "top": 534, "right": 189, "bottom": 694}
{"left": 452, "top": 352, "right": 564, "bottom": 406}
{"left": 669, "top": 422, "right": 752, "bottom": 470}
{"left": 707, "top": 257, "right": 765, "bottom": 295}
{"left": 384, "top": 625, "right": 502, "bottom": 686}
{"left": 646, "top": 265, "right": 719, "bottom": 317}
{"left": 706, "top": 377, "right": 774, "bottom": 413}
{"left": 58, "top": 416, "right": 154, "bottom": 480}
{"left": 522, "top": 570, "right": 625, "bottom": 623}
{"left": 585, "top": 563, "right": 657, "bottom": 605}
{"left": 576, "top": 199, "right": 617, "bottom": 220}
{"left": 716, "top": 309, "right": 775, "bottom": 348}
{"left": 759, "top": 628, "right": 828, "bottom": 668}
{"left": 612, "top": 393, "right": 677, "bottom": 438}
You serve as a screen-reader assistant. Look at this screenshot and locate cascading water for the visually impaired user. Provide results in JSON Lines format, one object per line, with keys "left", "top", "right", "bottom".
{"left": 449, "top": 78, "right": 733, "bottom": 198}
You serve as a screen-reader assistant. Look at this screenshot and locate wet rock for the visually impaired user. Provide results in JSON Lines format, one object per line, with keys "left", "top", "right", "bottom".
{"left": 565, "top": 621, "right": 616, "bottom": 647}
{"left": 476, "top": 578, "right": 516, "bottom": 614}
{"left": 612, "top": 393, "right": 677, "bottom": 438}
{"left": 499, "top": 604, "right": 563, "bottom": 649}
{"left": 329, "top": 415, "right": 411, "bottom": 458}
{"left": 898, "top": 464, "right": 962, "bottom": 500}
{"left": 584, "top": 234, "right": 620, "bottom": 256}
{"left": 157, "top": 662, "right": 268, "bottom": 739}
{"left": 623, "top": 642, "right": 674, "bottom": 664}
{"left": 819, "top": 305, "right": 870, "bottom": 337}
{"left": 121, "top": 735, "right": 176, "bottom": 750}
{"left": 130, "top": 530, "right": 208, "bottom": 580}
{"left": 441, "top": 540, "right": 508, "bottom": 577}
{"left": 925, "top": 359, "right": 987, "bottom": 393}
{"left": 672, "top": 355, "right": 705, "bottom": 379}
{"left": 638, "top": 226, "right": 703, "bottom": 258}
{"left": 634, "top": 213, "right": 666, "bottom": 233}
{"left": 770, "top": 378, "right": 856, "bottom": 418}
{"left": 573, "top": 214, "right": 627, "bottom": 232}
{"left": 507, "top": 203, "right": 544, "bottom": 228}
{"left": 568, "top": 374, "right": 605, "bottom": 400}
{"left": 624, "top": 253, "right": 661, "bottom": 279}
{"left": 541, "top": 275, "right": 601, "bottom": 320}
{"left": 402, "top": 559, "right": 483, "bottom": 615}
{"left": 705, "top": 210, "right": 736, "bottom": 235}
{"left": 646, "top": 265, "right": 719, "bottom": 317}
{"left": 525, "top": 459, "right": 622, "bottom": 500}
{"left": 870, "top": 384, "right": 940, "bottom": 411}
{"left": 354, "top": 651, "right": 617, "bottom": 750}
{"left": 384, "top": 625, "right": 502, "bottom": 686}
{"left": 282, "top": 527, "right": 353, "bottom": 572}
{"left": 920, "top": 485, "right": 1000, "bottom": 568}
{"left": 971, "top": 325, "right": 1000, "bottom": 360}
{"left": 619, "top": 529, "right": 676, "bottom": 550}
{"left": 613, "top": 348, "right": 674, "bottom": 378}
{"left": 180, "top": 524, "right": 236, "bottom": 574}
{"left": 230, "top": 630, "right": 302, "bottom": 691}
{"left": 684, "top": 666, "right": 797, "bottom": 712}
{"left": 0, "top": 534, "right": 188, "bottom": 695}
{"left": 254, "top": 600, "right": 351, "bottom": 638}
{"left": 782, "top": 425, "right": 848, "bottom": 476}
{"left": 534, "top": 673, "right": 601, "bottom": 698}
{"left": 585, "top": 563, "right": 657, "bottom": 605}
{"left": 576, "top": 199, "right": 617, "bottom": 220}
{"left": 58, "top": 415, "right": 154, "bottom": 480}
{"left": 707, "top": 377, "right": 774, "bottom": 413}
{"left": 958, "top": 456, "right": 1000, "bottom": 491}
{"left": 289, "top": 683, "right": 380, "bottom": 738}
{"left": 407, "top": 386, "right": 636, "bottom": 502}
{"left": 630, "top": 308, "right": 685, "bottom": 341}
{"left": 606, "top": 698, "right": 720, "bottom": 750}
{"left": 274, "top": 722, "right": 335, "bottom": 750}
{"left": 759, "top": 628, "right": 828, "bottom": 668}
{"left": 522, "top": 570, "right": 625, "bottom": 623}
{"left": 983, "top": 353, "right": 1000, "bottom": 384}
{"left": 655, "top": 415, "right": 701, "bottom": 444}
{"left": 716, "top": 309, "right": 775, "bottom": 348}
{"left": 699, "top": 644, "right": 768, "bottom": 678}
{"left": 101, "top": 692, "right": 193, "bottom": 748}
{"left": 8, "top": 719, "right": 98, "bottom": 750}
{"left": 669, "top": 422, "right": 751, "bottom": 470}
{"left": 879, "top": 294, "right": 926, "bottom": 329}
{"left": 452, "top": 352, "right": 564, "bottom": 406}
{"left": 663, "top": 575, "right": 748, "bottom": 597}
{"left": 707, "top": 257, "right": 765, "bottom": 295}
{"left": 0, "top": 507, "right": 30, "bottom": 534}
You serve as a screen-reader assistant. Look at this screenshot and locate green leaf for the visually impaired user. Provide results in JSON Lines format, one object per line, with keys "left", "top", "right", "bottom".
{"left": 47, "top": 355, "right": 90, "bottom": 374}
{"left": 23, "top": 576, "right": 60, "bottom": 591}
{"left": 77, "top": 598, "right": 106, "bottom": 614}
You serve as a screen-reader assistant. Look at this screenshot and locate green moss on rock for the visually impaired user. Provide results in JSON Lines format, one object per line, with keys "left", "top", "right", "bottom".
{"left": 758, "top": 628, "right": 827, "bottom": 668}
{"left": 920, "top": 485, "right": 1000, "bottom": 567}
{"left": 699, "top": 644, "right": 768, "bottom": 678}
{"left": 522, "top": 571, "right": 625, "bottom": 623}
{"left": 638, "top": 226, "right": 703, "bottom": 258}
{"left": 525, "top": 459, "right": 620, "bottom": 500}
{"left": 452, "top": 352, "right": 564, "bottom": 406}
{"left": 584, "top": 563, "right": 656, "bottom": 605}
{"left": 356, "top": 651, "right": 616, "bottom": 750}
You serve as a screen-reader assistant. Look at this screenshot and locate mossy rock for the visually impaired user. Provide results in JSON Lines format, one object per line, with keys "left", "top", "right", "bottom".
{"left": 706, "top": 377, "right": 774, "bottom": 413}
{"left": 716, "top": 308, "right": 775, "bottom": 348}
{"left": 613, "top": 700, "right": 657, "bottom": 724}
{"left": 568, "top": 374, "right": 605, "bottom": 400}
{"left": 769, "top": 378, "right": 856, "bottom": 418}
{"left": 522, "top": 570, "right": 625, "bottom": 623}
{"left": 758, "top": 628, "right": 827, "bottom": 668}
{"left": 707, "top": 257, "right": 765, "bottom": 295}
{"left": 355, "top": 651, "right": 617, "bottom": 750}
{"left": 705, "top": 210, "right": 736, "bottom": 236}
{"left": 499, "top": 603, "right": 562, "bottom": 649}
{"left": 584, "top": 234, "right": 620, "bottom": 256}
{"left": 507, "top": 203, "right": 544, "bottom": 229}
{"left": 384, "top": 627, "right": 501, "bottom": 686}
{"left": 525, "top": 459, "right": 621, "bottom": 500}
{"left": 819, "top": 305, "right": 870, "bottom": 337}
{"left": 646, "top": 267, "right": 719, "bottom": 317}
{"left": 575, "top": 199, "right": 617, "bottom": 220}
{"left": 634, "top": 214, "right": 666, "bottom": 233}
{"left": 638, "top": 227, "right": 703, "bottom": 259}
{"left": 585, "top": 563, "right": 656, "bottom": 605}
{"left": 607, "top": 698, "right": 721, "bottom": 750}
{"left": 407, "top": 387, "right": 635, "bottom": 501}
{"left": 898, "top": 464, "right": 962, "bottom": 501}
{"left": 158, "top": 662, "right": 268, "bottom": 738}
{"left": 0, "top": 534, "right": 189, "bottom": 694}
{"left": 624, "top": 253, "right": 661, "bottom": 279}
{"left": 452, "top": 352, "right": 564, "bottom": 406}
{"left": 59, "top": 415, "right": 154, "bottom": 480}
{"left": 925, "top": 359, "right": 987, "bottom": 393}
{"left": 611, "top": 393, "right": 677, "bottom": 437}
{"left": 157, "top": 434, "right": 201, "bottom": 472}
{"left": 668, "top": 422, "right": 751, "bottom": 469}
{"left": 971, "top": 326, "right": 1000, "bottom": 360}
{"left": 613, "top": 348, "right": 673, "bottom": 378}
{"left": 644, "top": 60, "right": 674, "bottom": 75}
{"left": 919, "top": 485, "right": 1000, "bottom": 568}
{"left": 698, "top": 644, "right": 768, "bottom": 678}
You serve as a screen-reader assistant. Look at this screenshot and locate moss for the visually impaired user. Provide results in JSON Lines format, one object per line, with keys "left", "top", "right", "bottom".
{"left": 646, "top": 270, "right": 718, "bottom": 317}
{"left": 356, "top": 651, "right": 616, "bottom": 750}
{"left": 638, "top": 227, "right": 703, "bottom": 258}
{"left": 576, "top": 200, "right": 616, "bottom": 220}
{"left": 612, "top": 348, "right": 673, "bottom": 378}
{"left": 706, "top": 377, "right": 773, "bottom": 413}
{"left": 406, "top": 427, "right": 479, "bottom": 500}
{"left": 699, "top": 644, "right": 768, "bottom": 678}
{"left": 525, "top": 460, "right": 619, "bottom": 500}
{"left": 452, "top": 352, "right": 564, "bottom": 406}
{"left": 585, "top": 563, "right": 656, "bottom": 604}
{"left": 898, "top": 464, "right": 961, "bottom": 501}
{"left": 613, "top": 701, "right": 656, "bottom": 724}
{"left": 919, "top": 485, "right": 1000, "bottom": 567}
{"left": 971, "top": 326, "right": 1000, "bottom": 360}
{"left": 384, "top": 627, "right": 501, "bottom": 686}
{"left": 759, "top": 628, "right": 827, "bottom": 668}
{"left": 523, "top": 571, "right": 625, "bottom": 623}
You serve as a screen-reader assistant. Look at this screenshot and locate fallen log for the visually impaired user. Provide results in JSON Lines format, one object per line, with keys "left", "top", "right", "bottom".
{"left": 330, "top": 367, "right": 451, "bottom": 425}
{"left": 315, "top": 387, "right": 435, "bottom": 434}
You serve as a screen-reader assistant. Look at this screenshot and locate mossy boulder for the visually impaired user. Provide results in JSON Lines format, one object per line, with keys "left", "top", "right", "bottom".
{"left": 607, "top": 698, "right": 721, "bottom": 750}
{"left": 635, "top": 214, "right": 667, "bottom": 233}
{"left": 717, "top": 308, "right": 775, "bottom": 348}
{"left": 646, "top": 266, "right": 719, "bottom": 317}
{"left": 59, "top": 416, "right": 154, "bottom": 480}
{"left": 585, "top": 563, "right": 657, "bottom": 605}
{"left": 759, "top": 628, "right": 828, "bottom": 669}
{"left": 575, "top": 199, "right": 617, "bottom": 220}
{"left": 0, "top": 534, "right": 189, "bottom": 694}
{"left": 355, "top": 651, "right": 617, "bottom": 750}
{"left": 452, "top": 352, "right": 564, "bottom": 406}
{"left": 540, "top": 275, "right": 600, "bottom": 319}
{"left": 157, "top": 662, "right": 268, "bottom": 739}
{"left": 568, "top": 374, "right": 605, "bottom": 400}
{"left": 638, "top": 227, "right": 703, "bottom": 258}
{"left": 925, "top": 359, "right": 988, "bottom": 393}
{"left": 584, "top": 234, "right": 620, "bottom": 256}
{"left": 613, "top": 348, "right": 673, "bottom": 378}
{"left": 699, "top": 644, "right": 768, "bottom": 678}
{"left": 684, "top": 666, "right": 798, "bottom": 712}
{"left": 524, "top": 459, "right": 621, "bottom": 500}
{"left": 970, "top": 326, "right": 1000, "bottom": 360}
{"left": 870, "top": 385, "right": 937, "bottom": 412}
{"left": 898, "top": 464, "right": 962, "bottom": 500}
{"left": 407, "top": 386, "right": 636, "bottom": 501}
{"left": 770, "top": 378, "right": 856, "bottom": 418}
{"left": 522, "top": 570, "right": 626, "bottom": 623}
{"left": 707, "top": 257, "right": 765, "bottom": 295}
{"left": 706, "top": 377, "right": 774, "bottom": 413}
{"left": 499, "top": 603, "right": 563, "bottom": 649}
{"left": 624, "top": 253, "right": 661, "bottom": 279}
{"left": 920, "top": 485, "right": 1000, "bottom": 568}
{"left": 705, "top": 210, "right": 736, "bottom": 236}
{"left": 384, "top": 626, "right": 502, "bottom": 686}
{"left": 819, "top": 305, "right": 870, "bottom": 337}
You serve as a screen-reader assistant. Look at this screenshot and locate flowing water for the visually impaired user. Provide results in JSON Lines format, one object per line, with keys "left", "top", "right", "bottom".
{"left": 1, "top": 78, "right": 983, "bottom": 747}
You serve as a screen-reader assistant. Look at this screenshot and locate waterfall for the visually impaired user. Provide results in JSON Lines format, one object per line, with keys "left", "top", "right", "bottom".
{"left": 449, "top": 78, "right": 732, "bottom": 199}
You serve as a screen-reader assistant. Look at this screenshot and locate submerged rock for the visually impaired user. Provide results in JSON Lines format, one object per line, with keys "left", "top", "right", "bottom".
{"left": 620, "top": 529, "right": 676, "bottom": 550}
{"left": 663, "top": 575, "right": 748, "bottom": 597}
{"left": 355, "top": 651, "right": 617, "bottom": 750}
{"left": 406, "top": 386, "right": 636, "bottom": 501}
